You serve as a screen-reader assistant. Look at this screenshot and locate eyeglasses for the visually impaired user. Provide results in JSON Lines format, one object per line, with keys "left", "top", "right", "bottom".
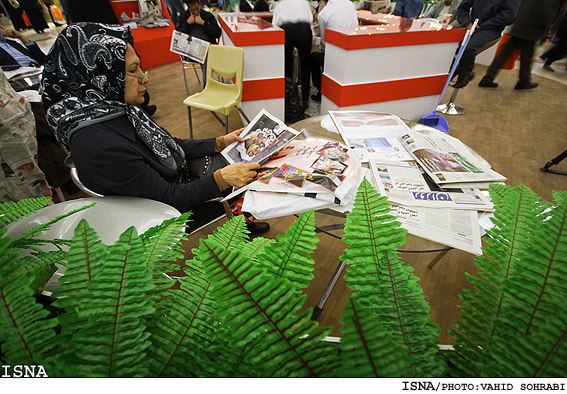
{"left": 126, "top": 70, "right": 148, "bottom": 84}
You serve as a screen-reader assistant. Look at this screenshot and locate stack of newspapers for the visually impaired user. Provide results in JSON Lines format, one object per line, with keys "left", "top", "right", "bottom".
{"left": 221, "top": 110, "right": 364, "bottom": 220}
{"left": 329, "top": 110, "right": 506, "bottom": 255}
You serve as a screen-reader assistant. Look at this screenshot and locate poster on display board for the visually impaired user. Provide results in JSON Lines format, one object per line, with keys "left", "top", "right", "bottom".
{"left": 138, "top": 0, "right": 162, "bottom": 17}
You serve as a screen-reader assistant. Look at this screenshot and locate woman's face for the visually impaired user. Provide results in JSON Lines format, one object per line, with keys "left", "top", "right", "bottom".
{"left": 124, "top": 44, "right": 147, "bottom": 105}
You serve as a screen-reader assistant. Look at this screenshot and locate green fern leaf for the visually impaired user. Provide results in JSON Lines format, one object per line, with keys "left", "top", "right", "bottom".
{"left": 0, "top": 236, "right": 58, "bottom": 365}
{"left": 481, "top": 307, "right": 567, "bottom": 377}
{"left": 196, "top": 239, "right": 338, "bottom": 377}
{"left": 0, "top": 197, "right": 52, "bottom": 226}
{"left": 141, "top": 212, "right": 190, "bottom": 274}
{"left": 197, "top": 215, "right": 249, "bottom": 251}
{"left": 147, "top": 261, "right": 218, "bottom": 377}
{"left": 70, "top": 226, "right": 155, "bottom": 377}
{"left": 341, "top": 179, "right": 443, "bottom": 377}
{"left": 496, "top": 191, "right": 567, "bottom": 337}
{"left": 241, "top": 236, "right": 276, "bottom": 261}
{"left": 338, "top": 297, "right": 411, "bottom": 377}
{"left": 254, "top": 210, "right": 319, "bottom": 288}
{"left": 448, "top": 184, "right": 550, "bottom": 376}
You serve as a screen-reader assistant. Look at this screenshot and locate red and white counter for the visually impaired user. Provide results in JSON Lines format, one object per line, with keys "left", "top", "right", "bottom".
{"left": 218, "top": 13, "right": 285, "bottom": 121}
{"left": 321, "top": 12, "right": 466, "bottom": 121}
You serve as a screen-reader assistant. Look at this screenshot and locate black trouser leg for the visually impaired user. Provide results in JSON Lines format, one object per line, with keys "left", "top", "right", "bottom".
{"left": 484, "top": 37, "right": 517, "bottom": 81}
{"left": 518, "top": 38, "right": 536, "bottom": 84}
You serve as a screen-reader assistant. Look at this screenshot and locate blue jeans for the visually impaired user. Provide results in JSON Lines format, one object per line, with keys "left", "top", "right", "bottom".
{"left": 392, "top": 0, "right": 424, "bottom": 18}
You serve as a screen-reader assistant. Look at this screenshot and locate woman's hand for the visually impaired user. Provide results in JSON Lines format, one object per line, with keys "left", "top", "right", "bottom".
{"left": 221, "top": 162, "right": 260, "bottom": 188}
{"left": 224, "top": 128, "right": 247, "bottom": 145}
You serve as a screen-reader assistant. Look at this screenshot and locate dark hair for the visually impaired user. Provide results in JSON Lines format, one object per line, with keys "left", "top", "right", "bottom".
{"left": 184, "top": 0, "right": 200, "bottom": 5}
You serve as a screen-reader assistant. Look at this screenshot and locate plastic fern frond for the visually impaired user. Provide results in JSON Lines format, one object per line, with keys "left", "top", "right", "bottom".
{"left": 480, "top": 306, "right": 567, "bottom": 377}
{"left": 0, "top": 197, "right": 52, "bottom": 226}
{"left": 192, "top": 215, "right": 249, "bottom": 252}
{"left": 147, "top": 261, "right": 217, "bottom": 377}
{"left": 254, "top": 210, "right": 319, "bottom": 288}
{"left": 0, "top": 236, "right": 58, "bottom": 365}
{"left": 141, "top": 212, "right": 190, "bottom": 274}
{"left": 338, "top": 297, "right": 411, "bottom": 377}
{"left": 70, "top": 226, "right": 155, "bottom": 377}
{"left": 448, "top": 184, "right": 550, "bottom": 376}
{"left": 496, "top": 190, "right": 567, "bottom": 337}
{"left": 197, "top": 239, "right": 338, "bottom": 377}
{"left": 341, "top": 179, "right": 443, "bottom": 377}
{"left": 242, "top": 236, "right": 276, "bottom": 262}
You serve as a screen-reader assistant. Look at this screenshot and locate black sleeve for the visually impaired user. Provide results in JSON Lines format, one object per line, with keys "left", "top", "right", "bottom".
{"left": 81, "top": 141, "right": 224, "bottom": 213}
{"left": 456, "top": 0, "right": 473, "bottom": 27}
{"left": 203, "top": 11, "right": 222, "bottom": 42}
{"left": 478, "top": 0, "right": 520, "bottom": 31}
{"left": 175, "top": 137, "right": 218, "bottom": 159}
{"left": 240, "top": 0, "right": 253, "bottom": 12}
{"left": 176, "top": 10, "right": 191, "bottom": 34}
{"left": 24, "top": 42, "right": 47, "bottom": 65}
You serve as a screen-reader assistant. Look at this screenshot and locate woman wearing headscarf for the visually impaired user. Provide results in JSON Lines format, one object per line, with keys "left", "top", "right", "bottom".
{"left": 41, "top": 22, "right": 268, "bottom": 234}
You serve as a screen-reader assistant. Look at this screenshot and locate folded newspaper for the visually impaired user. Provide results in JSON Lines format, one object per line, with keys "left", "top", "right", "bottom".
{"left": 370, "top": 159, "right": 493, "bottom": 211}
{"left": 221, "top": 109, "right": 301, "bottom": 165}
{"left": 399, "top": 131, "right": 506, "bottom": 185}
{"left": 170, "top": 30, "right": 209, "bottom": 64}
{"left": 329, "top": 110, "right": 414, "bottom": 162}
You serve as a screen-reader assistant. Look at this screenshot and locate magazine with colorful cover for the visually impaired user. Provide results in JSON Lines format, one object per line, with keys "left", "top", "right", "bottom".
{"left": 221, "top": 109, "right": 301, "bottom": 165}
{"left": 328, "top": 110, "right": 414, "bottom": 162}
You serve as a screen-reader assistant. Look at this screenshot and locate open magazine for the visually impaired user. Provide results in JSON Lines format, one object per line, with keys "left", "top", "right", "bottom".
{"left": 329, "top": 110, "right": 414, "bottom": 162}
{"left": 370, "top": 159, "right": 493, "bottom": 211}
{"left": 221, "top": 109, "right": 301, "bottom": 165}
{"left": 399, "top": 131, "right": 507, "bottom": 185}
{"left": 170, "top": 30, "right": 210, "bottom": 64}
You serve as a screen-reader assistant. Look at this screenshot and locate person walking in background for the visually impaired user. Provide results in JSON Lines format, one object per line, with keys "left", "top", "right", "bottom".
{"left": 1, "top": 0, "right": 27, "bottom": 31}
{"left": 541, "top": 11, "right": 567, "bottom": 72}
{"left": 18, "top": 0, "right": 48, "bottom": 33}
{"left": 272, "top": 0, "right": 313, "bottom": 110}
{"left": 164, "top": 0, "right": 186, "bottom": 27}
{"left": 309, "top": 0, "right": 358, "bottom": 102}
{"left": 176, "top": 0, "right": 221, "bottom": 87}
{"left": 421, "top": 0, "right": 462, "bottom": 24}
{"left": 392, "top": 0, "right": 424, "bottom": 18}
{"left": 478, "top": 0, "right": 561, "bottom": 89}
{"left": 452, "top": 0, "right": 520, "bottom": 89}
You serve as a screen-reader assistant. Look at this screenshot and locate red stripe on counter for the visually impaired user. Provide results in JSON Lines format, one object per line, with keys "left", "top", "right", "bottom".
{"left": 322, "top": 74, "right": 448, "bottom": 107}
{"left": 242, "top": 78, "right": 285, "bottom": 101}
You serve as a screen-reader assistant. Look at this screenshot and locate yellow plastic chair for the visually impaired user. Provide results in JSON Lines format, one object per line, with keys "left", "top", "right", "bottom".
{"left": 183, "top": 45, "right": 250, "bottom": 138}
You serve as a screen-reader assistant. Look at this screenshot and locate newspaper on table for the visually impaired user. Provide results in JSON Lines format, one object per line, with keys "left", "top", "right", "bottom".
{"left": 370, "top": 159, "right": 493, "bottom": 211}
{"left": 221, "top": 109, "right": 301, "bottom": 165}
{"left": 170, "top": 30, "right": 210, "bottom": 64}
{"left": 390, "top": 203, "right": 483, "bottom": 255}
{"left": 399, "top": 131, "right": 506, "bottom": 185}
{"left": 328, "top": 110, "right": 414, "bottom": 162}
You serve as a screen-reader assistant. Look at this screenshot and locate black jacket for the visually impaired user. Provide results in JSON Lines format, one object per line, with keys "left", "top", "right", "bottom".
{"left": 457, "top": 0, "right": 520, "bottom": 33}
{"left": 253, "top": 0, "right": 270, "bottom": 11}
{"left": 176, "top": 9, "right": 222, "bottom": 44}
{"left": 70, "top": 116, "right": 223, "bottom": 212}
{"left": 0, "top": 39, "right": 46, "bottom": 71}
{"left": 510, "top": 0, "right": 562, "bottom": 41}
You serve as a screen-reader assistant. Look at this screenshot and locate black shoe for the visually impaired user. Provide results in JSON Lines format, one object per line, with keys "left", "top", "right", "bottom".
{"left": 245, "top": 221, "right": 270, "bottom": 236}
{"left": 542, "top": 64, "right": 554, "bottom": 72}
{"left": 478, "top": 77, "right": 498, "bottom": 88}
{"left": 142, "top": 104, "right": 157, "bottom": 116}
{"left": 311, "top": 91, "right": 321, "bottom": 102}
{"left": 452, "top": 70, "right": 475, "bottom": 89}
{"left": 514, "top": 81, "right": 538, "bottom": 90}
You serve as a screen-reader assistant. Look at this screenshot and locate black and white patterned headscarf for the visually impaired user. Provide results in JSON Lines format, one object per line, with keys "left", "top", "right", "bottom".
{"left": 41, "top": 22, "right": 184, "bottom": 171}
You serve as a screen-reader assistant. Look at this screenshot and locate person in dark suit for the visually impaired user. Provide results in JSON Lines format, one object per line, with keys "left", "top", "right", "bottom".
{"left": 239, "top": 0, "right": 253, "bottom": 11}
{"left": 478, "top": 0, "right": 562, "bottom": 89}
{"left": 18, "top": 0, "right": 48, "bottom": 33}
{"left": 253, "top": 0, "right": 270, "bottom": 11}
{"left": 1, "top": 0, "right": 27, "bottom": 31}
{"left": 452, "top": 0, "right": 520, "bottom": 88}
{"left": 0, "top": 25, "right": 45, "bottom": 70}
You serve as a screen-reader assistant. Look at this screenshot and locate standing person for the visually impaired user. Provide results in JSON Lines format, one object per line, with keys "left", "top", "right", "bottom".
{"left": 421, "top": 0, "right": 462, "bottom": 24}
{"left": 392, "top": 0, "right": 424, "bottom": 19}
{"left": 1, "top": 0, "right": 27, "bottom": 31}
{"left": 64, "top": 0, "right": 118, "bottom": 24}
{"left": 18, "top": 0, "right": 48, "bottom": 33}
{"left": 239, "top": 0, "right": 253, "bottom": 11}
{"left": 272, "top": 0, "right": 313, "bottom": 110}
{"left": 41, "top": 23, "right": 270, "bottom": 234}
{"left": 176, "top": 0, "right": 221, "bottom": 87}
{"left": 165, "top": 0, "right": 186, "bottom": 27}
{"left": 253, "top": 0, "right": 269, "bottom": 11}
{"left": 452, "top": 0, "right": 520, "bottom": 88}
{"left": 309, "top": 0, "right": 358, "bottom": 102}
{"left": 541, "top": 11, "right": 567, "bottom": 72}
{"left": 478, "top": 0, "right": 562, "bottom": 89}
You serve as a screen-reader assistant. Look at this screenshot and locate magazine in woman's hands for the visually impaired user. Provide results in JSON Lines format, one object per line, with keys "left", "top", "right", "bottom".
{"left": 221, "top": 109, "right": 301, "bottom": 165}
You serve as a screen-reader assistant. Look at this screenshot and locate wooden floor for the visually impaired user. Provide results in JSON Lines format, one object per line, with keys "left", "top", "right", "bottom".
{"left": 147, "top": 58, "right": 567, "bottom": 344}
